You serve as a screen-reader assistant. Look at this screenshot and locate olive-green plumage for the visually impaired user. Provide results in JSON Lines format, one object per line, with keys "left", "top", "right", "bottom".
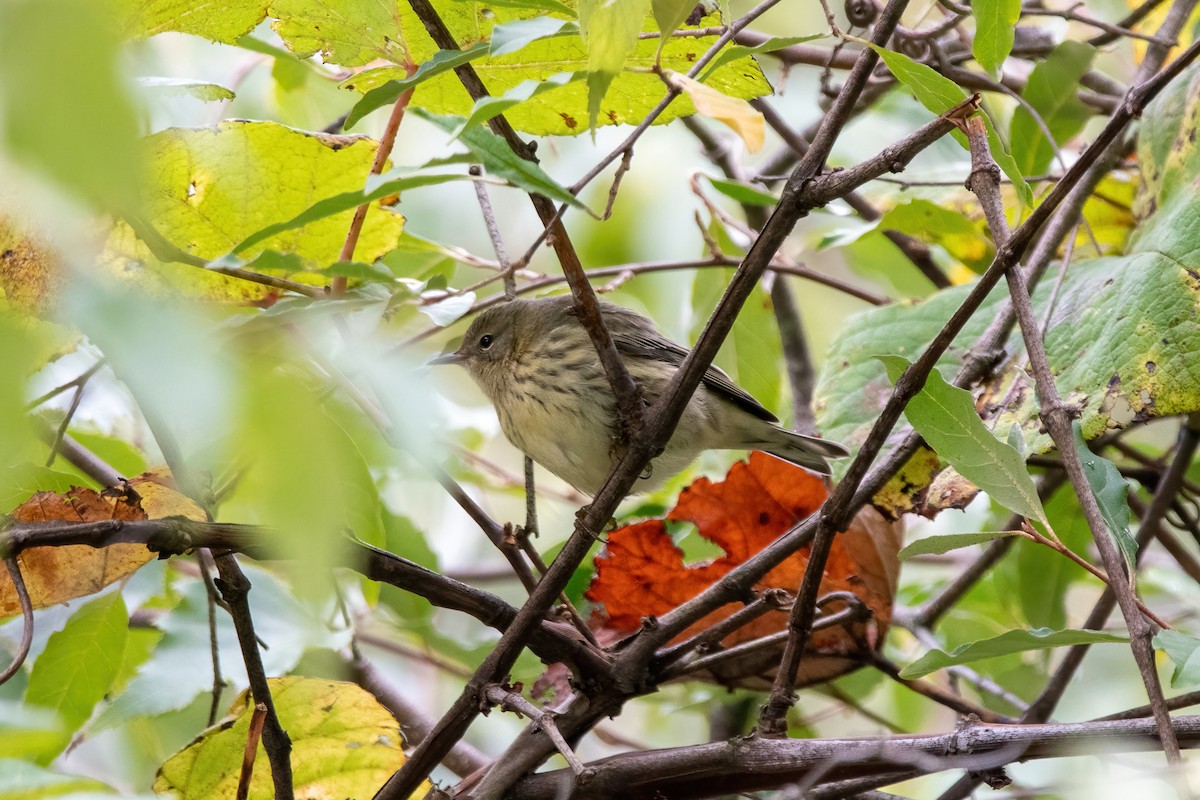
{"left": 433, "top": 296, "right": 849, "bottom": 495}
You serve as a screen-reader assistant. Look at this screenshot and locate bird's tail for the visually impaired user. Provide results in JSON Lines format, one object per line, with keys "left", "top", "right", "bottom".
{"left": 754, "top": 429, "right": 851, "bottom": 476}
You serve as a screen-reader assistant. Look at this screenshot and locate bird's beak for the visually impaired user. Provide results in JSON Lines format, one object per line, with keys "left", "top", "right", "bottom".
{"left": 429, "top": 350, "right": 465, "bottom": 366}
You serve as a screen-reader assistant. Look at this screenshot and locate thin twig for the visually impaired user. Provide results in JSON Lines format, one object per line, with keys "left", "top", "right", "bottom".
{"left": 213, "top": 556, "right": 294, "bottom": 799}
{"left": 0, "top": 558, "right": 34, "bottom": 686}
{"left": 236, "top": 703, "right": 268, "bottom": 800}
{"left": 334, "top": 72, "right": 416, "bottom": 295}
{"left": 483, "top": 684, "right": 589, "bottom": 776}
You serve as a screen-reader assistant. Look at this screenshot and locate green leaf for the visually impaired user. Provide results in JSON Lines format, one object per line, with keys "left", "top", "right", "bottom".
{"left": 868, "top": 43, "right": 967, "bottom": 113}
{"left": 0, "top": 0, "right": 140, "bottom": 209}
{"left": 879, "top": 356, "right": 1047, "bottom": 523}
{"left": 0, "top": 758, "right": 123, "bottom": 799}
{"left": 451, "top": 72, "right": 581, "bottom": 138}
{"left": 1009, "top": 41, "right": 1096, "bottom": 177}
{"left": 900, "top": 628, "right": 1129, "bottom": 679}
{"left": 699, "top": 34, "right": 825, "bottom": 82}
{"left": 0, "top": 315, "right": 39, "bottom": 476}
{"left": 1071, "top": 419, "right": 1138, "bottom": 583}
{"left": 972, "top": 0, "right": 1021, "bottom": 77}
{"left": 233, "top": 170, "right": 467, "bottom": 254}
{"left": 111, "top": 0, "right": 266, "bottom": 41}
{"left": 342, "top": 11, "right": 769, "bottom": 137}
{"left": 868, "top": 44, "right": 1030, "bottom": 205}
{"left": 1005, "top": 483, "right": 1095, "bottom": 629}
{"left": 65, "top": 431, "right": 148, "bottom": 478}
{"left": 899, "top": 530, "right": 1024, "bottom": 559}
{"left": 25, "top": 594, "right": 128, "bottom": 740}
{"left": 706, "top": 176, "right": 779, "bottom": 207}
{"left": 490, "top": 16, "right": 575, "bottom": 56}
{"left": 105, "top": 121, "right": 407, "bottom": 302}
{"left": 154, "top": 678, "right": 412, "bottom": 799}
{"left": 270, "top": 0, "right": 412, "bottom": 67}
{"left": 651, "top": 0, "right": 697, "bottom": 57}
{"left": 0, "top": 465, "right": 79, "bottom": 512}
{"left": 1154, "top": 630, "right": 1200, "bottom": 687}
{"left": 136, "top": 77, "right": 235, "bottom": 102}
{"left": 415, "top": 109, "right": 588, "bottom": 210}
{"left": 462, "top": 0, "right": 575, "bottom": 14}
{"left": 580, "top": 0, "right": 653, "bottom": 130}
{"left": 343, "top": 43, "right": 491, "bottom": 129}
{"left": 816, "top": 235, "right": 1200, "bottom": 498}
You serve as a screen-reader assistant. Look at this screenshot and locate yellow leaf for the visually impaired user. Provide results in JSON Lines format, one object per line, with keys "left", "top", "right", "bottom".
{"left": 667, "top": 71, "right": 764, "bottom": 152}
{"left": 154, "top": 677, "right": 425, "bottom": 800}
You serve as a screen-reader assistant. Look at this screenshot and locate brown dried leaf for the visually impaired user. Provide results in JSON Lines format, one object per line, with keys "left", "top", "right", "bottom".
{"left": 584, "top": 453, "right": 903, "bottom": 690}
{"left": 0, "top": 469, "right": 205, "bottom": 617}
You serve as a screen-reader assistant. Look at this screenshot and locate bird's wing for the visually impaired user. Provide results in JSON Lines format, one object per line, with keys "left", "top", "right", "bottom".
{"left": 606, "top": 311, "right": 778, "bottom": 423}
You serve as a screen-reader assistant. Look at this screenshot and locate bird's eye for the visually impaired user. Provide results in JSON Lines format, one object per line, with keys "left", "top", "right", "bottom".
{"left": 478, "top": 334, "right": 495, "bottom": 350}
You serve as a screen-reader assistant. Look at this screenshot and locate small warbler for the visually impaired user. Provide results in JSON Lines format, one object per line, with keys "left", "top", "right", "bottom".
{"left": 432, "top": 295, "right": 849, "bottom": 495}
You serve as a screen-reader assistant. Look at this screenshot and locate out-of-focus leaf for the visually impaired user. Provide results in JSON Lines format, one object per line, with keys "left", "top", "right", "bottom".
{"left": 0, "top": 0, "right": 140, "bottom": 210}
{"left": 25, "top": 593, "right": 128, "bottom": 752}
{"left": 878, "top": 356, "right": 1047, "bottom": 524}
{"left": 900, "top": 628, "right": 1128, "bottom": 678}
{"left": 1155, "top": 630, "right": 1200, "bottom": 687}
{"left": 972, "top": 0, "right": 1021, "bottom": 77}
{"left": 490, "top": 15, "right": 575, "bottom": 55}
{"left": 1071, "top": 420, "right": 1137, "bottom": 583}
{"left": 0, "top": 758, "right": 121, "bottom": 799}
{"left": 154, "top": 677, "right": 419, "bottom": 800}
{"left": 706, "top": 177, "right": 778, "bottom": 207}
{"left": 879, "top": 200, "right": 992, "bottom": 272}
{"left": 91, "top": 564, "right": 348, "bottom": 731}
{"left": 690, "top": 271, "right": 781, "bottom": 414}
{"left": 899, "top": 530, "right": 1024, "bottom": 559}
{"left": 1009, "top": 41, "right": 1096, "bottom": 177}
{"left": 136, "top": 77, "right": 235, "bottom": 102}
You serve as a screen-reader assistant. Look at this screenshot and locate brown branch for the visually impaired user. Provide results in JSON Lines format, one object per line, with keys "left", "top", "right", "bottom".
{"left": 505, "top": 715, "right": 1200, "bottom": 800}
{"left": 0, "top": 558, "right": 34, "bottom": 686}
{"left": 483, "top": 684, "right": 589, "bottom": 777}
{"left": 237, "top": 703, "right": 268, "bottom": 800}
{"left": 213, "top": 555, "right": 294, "bottom": 798}
{"left": 0, "top": 517, "right": 610, "bottom": 680}
{"left": 334, "top": 76, "right": 415, "bottom": 295}
{"left": 351, "top": 649, "right": 491, "bottom": 778}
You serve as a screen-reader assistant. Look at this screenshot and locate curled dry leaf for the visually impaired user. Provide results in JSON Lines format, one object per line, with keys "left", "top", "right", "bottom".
{"left": 0, "top": 469, "right": 205, "bottom": 617}
{"left": 583, "top": 453, "right": 902, "bottom": 691}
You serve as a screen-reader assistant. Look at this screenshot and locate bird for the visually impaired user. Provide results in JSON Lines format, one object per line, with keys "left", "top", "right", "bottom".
{"left": 431, "top": 295, "right": 849, "bottom": 495}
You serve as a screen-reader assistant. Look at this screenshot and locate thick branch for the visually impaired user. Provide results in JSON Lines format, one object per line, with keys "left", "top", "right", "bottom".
{"left": 507, "top": 715, "right": 1200, "bottom": 800}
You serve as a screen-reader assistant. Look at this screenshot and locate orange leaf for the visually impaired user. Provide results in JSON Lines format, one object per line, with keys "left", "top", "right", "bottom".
{"left": 0, "top": 469, "right": 205, "bottom": 617}
{"left": 586, "top": 453, "right": 902, "bottom": 689}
